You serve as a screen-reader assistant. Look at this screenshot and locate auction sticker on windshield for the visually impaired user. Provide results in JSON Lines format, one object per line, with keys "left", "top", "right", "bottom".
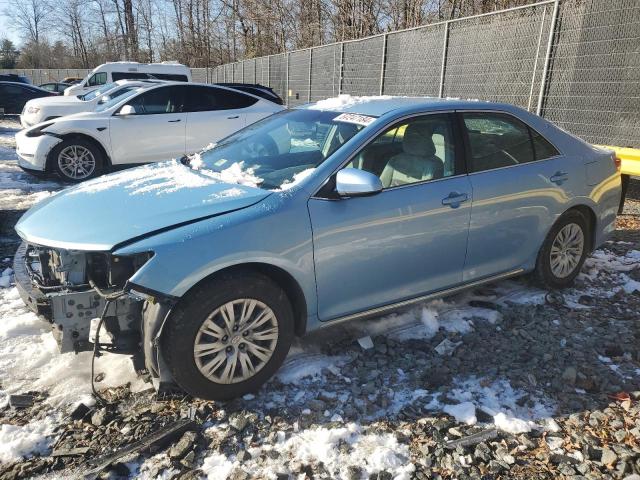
{"left": 333, "top": 113, "right": 376, "bottom": 126}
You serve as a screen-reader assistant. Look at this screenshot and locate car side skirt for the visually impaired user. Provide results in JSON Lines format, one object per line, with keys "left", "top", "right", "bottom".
{"left": 320, "top": 268, "right": 525, "bottom": 326}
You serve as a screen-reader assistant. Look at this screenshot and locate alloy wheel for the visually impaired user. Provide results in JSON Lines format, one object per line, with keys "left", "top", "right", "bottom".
{"left": 193, "top": 298, "right": 279, "bottom": 384}
{"left": 57, "top": 145, "right": 96, "bottom": 180}
{"left": 549, "top": 223, "right": 584, "bottom": 278}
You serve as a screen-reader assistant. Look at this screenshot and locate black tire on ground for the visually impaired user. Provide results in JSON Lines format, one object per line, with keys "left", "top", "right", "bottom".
{"left": 535, "top": 210, "right": 590, "bottom": 289}
{"left": 49, "top": 137, "right": 104, "bottom": 182}
{"left": 161, "top": 272, "right": 294, "bottom": 400}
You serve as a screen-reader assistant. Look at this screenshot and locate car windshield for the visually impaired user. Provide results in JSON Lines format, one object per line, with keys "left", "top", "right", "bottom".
{"left": 79, "top": 83, "right": 117, "bottom": 101}
{"left": 95, "top": 88, "right": 141, "bottom": 112}
{"left": 186, "top": 109, "right": 371, "bottom": 190}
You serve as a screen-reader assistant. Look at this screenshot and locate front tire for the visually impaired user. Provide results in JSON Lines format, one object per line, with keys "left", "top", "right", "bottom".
{"left": 161, "top": 273, "right": 294, "bottom": 400}
{"left": 49, "top": 137, "right": 104, "bottom": 182}
{"left": 535, "top": 210, "right": 589, "bottom": 289}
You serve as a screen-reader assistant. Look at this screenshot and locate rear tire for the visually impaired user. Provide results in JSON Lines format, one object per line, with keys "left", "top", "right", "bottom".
{"left": 535, "top": 210, "right": 589, "bottom": 289}
{"left": 161, "top": 272, "right": 294, "bottom": 400}
{"left": 49, "top": 137, "right": 104, "bottom": 182}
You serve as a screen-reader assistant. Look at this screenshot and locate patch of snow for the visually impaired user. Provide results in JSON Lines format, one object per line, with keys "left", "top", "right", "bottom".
{"left": 201, "top": 187, "right": 247, "bottom": 203}
{"left": 278, "top": 168, "right": 316, "bottom": 191}
{"left": 69, "top": 159, "right": 263, "bottom": 196}
{"left": 443, "top": 401, "right": 477, "bottom": 425}
{"left": 583, "top": 249, "right": 640, "bottom": 274}
{"left": 0, "top": 414, "right": 58, "bottom": 463}
{"left": 0, "top": 287, "right": 148, "bottom": 409}
{"left": 444, "top": 376, "right": 555, "bottom": 433}
{"left": 201, "top": 452, "right": 238, "bottom": 480}
{"left": 493, "top": 412, "right": 537, "bottom": 434}
{"left": 308, "top": 94, "right": 394, "bottom": 111}
{"left": 277, "top": 352, "right": 346, "bottom": 384}
{"left": 203, "top": 422, "right": 414, "bottom": 479}
{"left": 621, "top": 274, "right": 640, "bottom": 294}
{"left": 0, "top": 267, "right": 12, "bottom": 288}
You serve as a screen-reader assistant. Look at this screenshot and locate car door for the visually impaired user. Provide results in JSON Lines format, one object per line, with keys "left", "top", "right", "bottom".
{"left": 184, "top": 86, "right": 252, "bottom": 153}
{"left": 459, "top": 110, "right": 576, "bottom": 282}
{"left": 308, "top": 113, "right": 472, "bottom": 321}
{"left": 109, "top": 85, "right": 187, "bottom": 165}
{"left": 0, "top": 84, "right": 26, "bottom": 113}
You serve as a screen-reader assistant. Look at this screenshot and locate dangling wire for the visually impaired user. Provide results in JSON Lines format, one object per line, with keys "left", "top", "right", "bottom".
{"left": 90, "top": 281, "right": 128, "bottom": 406}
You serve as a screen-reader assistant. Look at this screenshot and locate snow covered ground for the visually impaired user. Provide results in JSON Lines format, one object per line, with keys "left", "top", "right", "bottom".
{"left": 1, "top": 115, "right": 640, "bottom": 478}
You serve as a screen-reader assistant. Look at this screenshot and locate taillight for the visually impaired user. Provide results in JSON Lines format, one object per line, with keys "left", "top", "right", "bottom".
{"left": 613, "top": 154, "right": 621, "bottom": 172}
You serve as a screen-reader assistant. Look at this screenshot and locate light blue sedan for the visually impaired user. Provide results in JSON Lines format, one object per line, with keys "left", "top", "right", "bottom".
{"left": 14, "top": 97, "right": 621, "bottom": 399}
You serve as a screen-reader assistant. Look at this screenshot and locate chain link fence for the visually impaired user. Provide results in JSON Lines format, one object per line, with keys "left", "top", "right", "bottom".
{"left": 2, "top": 0, "right": 638, "bottom": 147}
{"left": 210, "top": 0, "right": 639, "bottom": 148}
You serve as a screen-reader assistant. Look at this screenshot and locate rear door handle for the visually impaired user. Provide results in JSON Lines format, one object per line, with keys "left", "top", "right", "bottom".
{"left": 168, "top": 119, "right": 181, "bottom": 123}
{"left": 442, "top": 192, "right": 469, "bottom": 208}
{"left": 227, "top": 115, "right": 240, "bottom": 119}
{"left": 550, "top": 171, "right": 569, "bottom": 184}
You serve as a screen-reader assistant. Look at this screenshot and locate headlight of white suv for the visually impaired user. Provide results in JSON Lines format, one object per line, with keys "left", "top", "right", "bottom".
{"left": 24, "top": 121, "right": 55, "bottom": 138}
{"left": 26, "top": 106, "right": 40, "bottom": 115}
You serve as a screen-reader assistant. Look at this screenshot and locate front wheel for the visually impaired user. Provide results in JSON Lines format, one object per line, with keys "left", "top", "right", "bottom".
{"left": 535, "top": 211, "right": 589, "bottom": 289}
{"left": 161, "top": 273, "right": 294, "bottom": 400}
{"left": 49, "top": 137, "right": 104, "bottom": 182}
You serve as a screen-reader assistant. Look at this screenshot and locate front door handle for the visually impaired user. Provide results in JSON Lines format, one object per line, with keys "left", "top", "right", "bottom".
{"left": 168, "top": 119, "right": 181, "bottom": 123}
{"left": 227, "top": 115, "right": 240, "bottom": 119}
{"left": 550, "top": 171, "right": 569, "bottom": 185}
{"left": 442, "top": 192, "right": 469, "bottom": 208}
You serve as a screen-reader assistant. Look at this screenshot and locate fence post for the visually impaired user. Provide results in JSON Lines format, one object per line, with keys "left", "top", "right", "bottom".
{"left": 536, "top": 0, "right": 560, "bottom": 116}
{"left": 267, "top": 55, "right": 271, "bottom": 88}
{"left": 285, "top": 53, "right": 290, "bottom": 106}
{"left": 527, "top": 5, "right": 548, "bottom": 112}
{"left": 379, "top": 33, "right": 388, "bottom": 95}
{"left": 338, "top": 42, "right": 344, "bottom": 95}
{"left": 438, "top": 21, "right": 450, "bottom": 98}
{"left": 308, "top": 48, "right": 313, "bottom": 102}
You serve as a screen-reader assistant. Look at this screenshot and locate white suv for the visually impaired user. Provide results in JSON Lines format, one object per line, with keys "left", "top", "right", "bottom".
{"left": 16, "top": 82, "right": 284, "bottom": 182}
{"left": 20, "top": 80, "right": 161, "bottom": 128}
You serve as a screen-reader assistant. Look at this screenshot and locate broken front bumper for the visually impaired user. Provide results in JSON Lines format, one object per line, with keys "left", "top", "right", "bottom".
{"left": 13, "top": 242, "right": 142, "bottom": 354}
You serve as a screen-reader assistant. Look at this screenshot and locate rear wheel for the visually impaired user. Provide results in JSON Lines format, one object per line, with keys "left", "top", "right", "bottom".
{"left": 535, "top": 210, "right": 589, "bottom": 289}
{"left": 50, "top": 137, "right": 104, "bottom": 182}
{"left": 161, "top": 273, "right": 294, "bottom": 400}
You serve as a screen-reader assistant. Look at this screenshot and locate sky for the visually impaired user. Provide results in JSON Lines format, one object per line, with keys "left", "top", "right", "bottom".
{"left": 0, "top": 7, "right": 21, "bottom": 45}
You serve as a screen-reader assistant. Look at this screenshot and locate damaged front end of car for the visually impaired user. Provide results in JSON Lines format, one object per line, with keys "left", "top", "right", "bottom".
{"left": 13, "top": 242, "right": 154, "bottom": 371}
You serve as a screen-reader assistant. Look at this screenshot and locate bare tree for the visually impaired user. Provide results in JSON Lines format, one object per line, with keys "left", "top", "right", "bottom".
{"left": 3, "top": 0, "right": 54, "bottom": 67}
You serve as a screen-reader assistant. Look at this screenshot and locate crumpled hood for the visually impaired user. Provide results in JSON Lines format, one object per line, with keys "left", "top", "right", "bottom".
{"left": 16, "top": 160, "right": 271, "bottom": 251}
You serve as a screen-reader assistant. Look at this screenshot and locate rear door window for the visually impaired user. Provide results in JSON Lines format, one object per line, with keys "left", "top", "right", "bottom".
{"left": 186, "top": 86, "right": 258, "bottom": 112}
{"left": 462, "top": 112, "right": 535, "bottom": 172}
{"left": 531, "top": 129, "right": 560, "bottom": 160}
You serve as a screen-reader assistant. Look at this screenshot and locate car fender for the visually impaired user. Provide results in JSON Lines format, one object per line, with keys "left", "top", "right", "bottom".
{"left": 44, "top": 119, "right": 113, "bottom": 162}
{"left": 114, "top": 192, "right": 318, "bottom": 320}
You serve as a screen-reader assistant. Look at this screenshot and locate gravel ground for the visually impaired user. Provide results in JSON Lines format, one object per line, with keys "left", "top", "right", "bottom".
{"left": 1, "top": 116, "right": 640, "bottom": 480}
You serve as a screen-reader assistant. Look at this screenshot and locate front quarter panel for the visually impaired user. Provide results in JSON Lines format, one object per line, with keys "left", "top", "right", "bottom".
{"left": 114, "top": 191, "right": 318, "bottom": 321}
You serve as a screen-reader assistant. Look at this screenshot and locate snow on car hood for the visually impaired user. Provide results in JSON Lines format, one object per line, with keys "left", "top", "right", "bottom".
{"left": 15, "top": 160, "right": 271, "bottom": 251}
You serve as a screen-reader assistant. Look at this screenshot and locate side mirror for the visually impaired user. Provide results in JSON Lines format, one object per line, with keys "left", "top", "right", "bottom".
{"left": 335, "top": 168, "right": 383, "bottom": 197}
{"left": 117, "top": 105, "right": 137, "bottom": 116}
{"left": 98, "top": 95, "right": 110, "bottom": 105}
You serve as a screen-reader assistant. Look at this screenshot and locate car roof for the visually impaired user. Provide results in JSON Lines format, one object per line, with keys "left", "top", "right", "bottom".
{"left": 297, "top": 95, "right": 520, "bottom": 116}
{"left": 0, "top": 81, "right": 40, "bottom": 89}
{"left": 127, "top": 81, "right": 270, "bottom": 102}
